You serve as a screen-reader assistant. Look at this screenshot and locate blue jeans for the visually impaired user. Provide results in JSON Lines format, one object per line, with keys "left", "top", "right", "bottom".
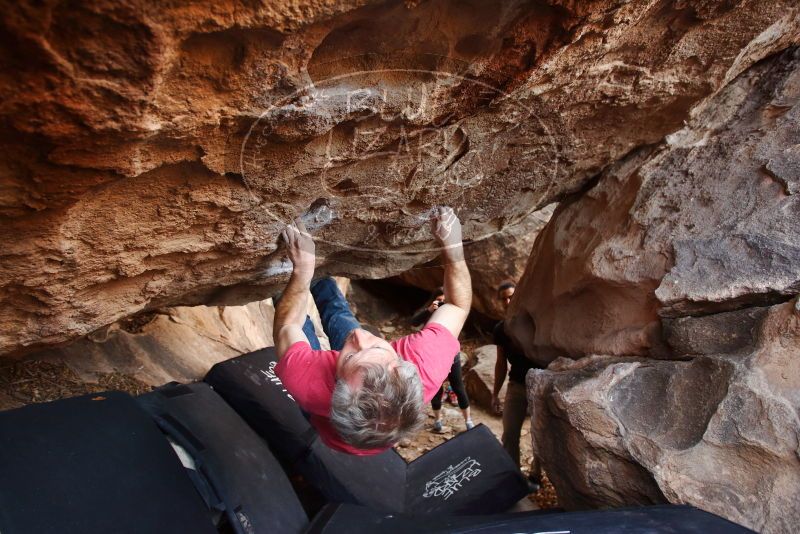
{"left": 300, "top": 277, "right": 361, "bottom": 351}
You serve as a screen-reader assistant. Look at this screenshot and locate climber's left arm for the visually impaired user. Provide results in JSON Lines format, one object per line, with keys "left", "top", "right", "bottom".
{"left": 274, "top": 219, "right": 315, "bottom": 359}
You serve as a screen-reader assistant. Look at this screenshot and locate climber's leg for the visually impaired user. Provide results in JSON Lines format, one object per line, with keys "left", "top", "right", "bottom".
{"left": 310, "top": 277, "right": 361, "bottom": 351}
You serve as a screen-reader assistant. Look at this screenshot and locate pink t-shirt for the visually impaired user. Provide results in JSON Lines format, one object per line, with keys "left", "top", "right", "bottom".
{"left": 274, "top": 322, "right": 460, "bottom": 455}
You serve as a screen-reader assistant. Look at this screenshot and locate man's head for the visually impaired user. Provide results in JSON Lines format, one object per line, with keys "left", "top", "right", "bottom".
{"left": 331, "top": 328, "right": 425, "bottom": 449}
{"left": 497, "top": 280, "right": 516, "bottom": 311}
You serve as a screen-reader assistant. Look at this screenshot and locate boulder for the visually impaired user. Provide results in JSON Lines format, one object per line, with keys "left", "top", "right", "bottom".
{"left": 508, "top": 43, "right": 800, "bottom": 364}
{"left": 32, "top": 297, "right": 328, "bottom": 386}
{"left": 463, "top": 344, "right": 503, "bottom": 411}
{"left": 1, "top": 0, "right": 795, "bottom": 356}
{"left": 527, "top": 297, "right": 800, "bottom": 534}
{"left": 459, "top": 350, "right": 476, "bottom": 372}
{"left": 512, "top": 40, "right": 800, "bottom": 534}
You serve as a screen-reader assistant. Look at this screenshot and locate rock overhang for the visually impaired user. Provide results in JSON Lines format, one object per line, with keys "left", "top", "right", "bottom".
{"left": 1, "top": 0, "right": 796, "bottom": 356}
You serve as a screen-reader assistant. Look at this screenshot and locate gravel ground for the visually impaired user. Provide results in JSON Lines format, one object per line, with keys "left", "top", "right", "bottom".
{"left": 0, "top": 359, "right": 152, "bottom": 410}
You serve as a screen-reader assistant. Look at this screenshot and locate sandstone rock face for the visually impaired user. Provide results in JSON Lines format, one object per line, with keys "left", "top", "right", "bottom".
{"left": 2, "top": 0, "right": 795, "bottom": 355}
{"left": 509, "top": 42, "right": 800, "bottom": 365}
{"left": 463, "top": 344, "right": 503, "bottom": 411}
{"left": 528, "top": 297, "right": 800, "bottom": 534}
{"left": 32, "top": 302, "right": 275, "bottom": 386}
{"left": 398, "top": 204, "right": 555, "bottom": 318}
{"left": 32, "top": 297, "right": 328, "bottom": 386}
{"left": 511, "top": 37, "right": 800, "bottom": 534}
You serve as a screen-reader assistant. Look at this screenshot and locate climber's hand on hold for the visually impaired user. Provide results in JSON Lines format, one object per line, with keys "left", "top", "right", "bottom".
{"left": 275, "top": 217, "right": 315, "bottom": 359}
{"left": 281, "top": 218, "right": 315, "bottom": 280}
{"left": 432, "top": 206, "right": 463, "bottom": 257}
{"left": 426, "top": 206, "right": 471, "bottom": 338}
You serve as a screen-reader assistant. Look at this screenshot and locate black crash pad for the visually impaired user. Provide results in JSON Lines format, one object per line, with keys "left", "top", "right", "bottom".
{"left": 305, "top": 503, "right": 757, "bottom": 534}
{"left": 205, "top": 347, "right": 528, "bottom": 514}
{"left": 138, "top": 382, "right": 308, "bottom": 534}
{"left": 0, "top": 391, "right": 216, "bottom": 534}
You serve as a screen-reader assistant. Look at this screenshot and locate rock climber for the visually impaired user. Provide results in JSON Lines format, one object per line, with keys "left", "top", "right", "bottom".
{"left": 411, "top": 288, "right": 474, "bottom": 432}
{"left": 491, "top": 280, "right": 544, "bottom": 490}
{"left": 273, "top": 207, "right": 472, "bottom": 455}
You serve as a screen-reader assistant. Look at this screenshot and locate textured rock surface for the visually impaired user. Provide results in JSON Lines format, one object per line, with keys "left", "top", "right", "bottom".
{"left": 2, "top": 3, "right": 799, "bottom": 529}
{"left": 512, "top": 36, "right": 800, "bottom": 534}
{"left": 398, "top": 204, "right": 555, "bottom": 318}
{"left": 2, "top": 0, "right": 795, "bottom": 355}
{"left": 463, "top": 344, "right": 503, "bottom": 411}
{"left": 31, "top": 297, "right": 328, "bottom": 386}
{"left": 509, "top": 42, "right": 800, "bottom": 365}
{"left": 528, "top": 297, "right": 800, "bottom": 534}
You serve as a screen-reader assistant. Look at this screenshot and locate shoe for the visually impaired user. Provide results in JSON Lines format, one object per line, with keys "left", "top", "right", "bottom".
{"left": 432, "top": 420, "right": 443, "bottom": 433}
{"left": 465, "top": 419, "right": 475, "bottom": 430}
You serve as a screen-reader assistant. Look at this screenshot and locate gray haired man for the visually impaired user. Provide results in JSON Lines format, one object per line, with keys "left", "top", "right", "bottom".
{"left": 274, "top": 207, "right": 472, "bottom": 455}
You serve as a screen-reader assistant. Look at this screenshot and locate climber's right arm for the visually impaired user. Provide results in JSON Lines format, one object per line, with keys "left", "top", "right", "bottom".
{"left": 427, "top": 207, "right": 472, "bottom": 338}
{"left": 275, "top": 219, "right": 315, "bottom": 359}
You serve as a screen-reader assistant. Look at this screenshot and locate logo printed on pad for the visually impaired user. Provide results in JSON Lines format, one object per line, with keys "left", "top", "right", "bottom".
{"left": 261, "top": 361, "right": 295, "bottom": 401}
{"left": 423, "top": 457, "right": 482, "bottom": 500}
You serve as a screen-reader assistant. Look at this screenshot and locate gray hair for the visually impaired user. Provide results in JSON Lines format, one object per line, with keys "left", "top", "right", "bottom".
{"left": 330, "top": 359, "right": 425, "bottom": 449}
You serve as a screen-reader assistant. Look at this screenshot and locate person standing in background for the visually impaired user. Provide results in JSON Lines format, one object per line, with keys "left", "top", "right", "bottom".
{"left": 492, "top": 281, "right": 542, "bottom": 490}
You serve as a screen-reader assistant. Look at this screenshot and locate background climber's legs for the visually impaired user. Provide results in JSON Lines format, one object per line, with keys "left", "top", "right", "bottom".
{"left": 502, "top": 381, "right": 542, "bottom": 482}
{"left": 430, "top": 355, "right": 473, "bottom": 431}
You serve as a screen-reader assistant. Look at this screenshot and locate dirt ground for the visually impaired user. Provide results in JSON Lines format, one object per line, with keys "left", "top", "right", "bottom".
{"left": 0, "top": 359, "right": 151, "bottom": 411}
